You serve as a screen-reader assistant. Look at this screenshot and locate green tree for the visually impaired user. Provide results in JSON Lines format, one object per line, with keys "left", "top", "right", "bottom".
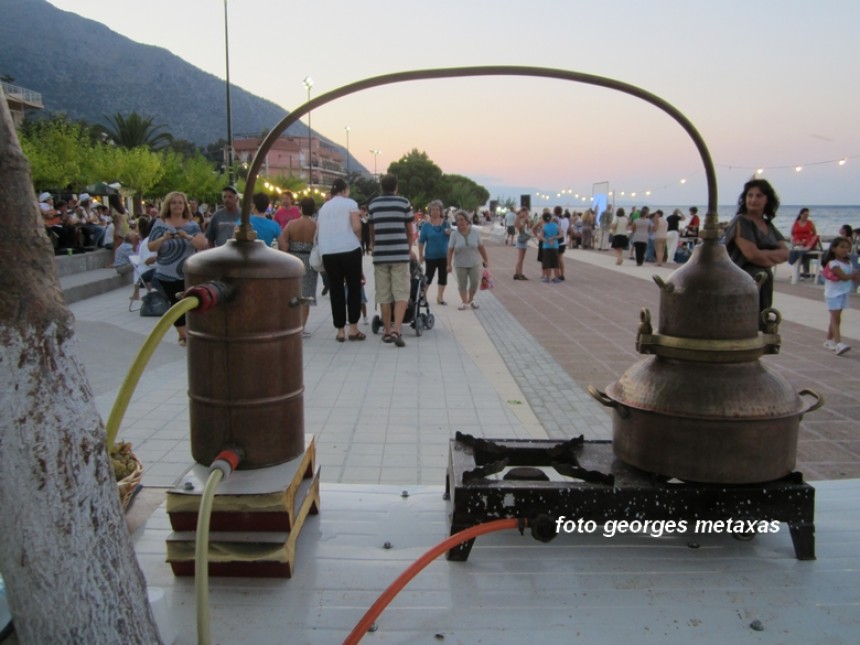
{"left": 97, "top": 112, "right": 173, "bottom": 151}
{"left": 19, "top": 116, "right": 95, "bottom": 190}
{"left": 349, "top": 175, "right": 381, "bottom": 206}
{"left": 151, "top": 150, "right": 227, "bottom": 204}
{"left": 167, "top": 138, "right": 200, "bottom": 158}
{"left": 437, "top": 174, "right": 490, "bottom": 212}
{"left": 203, "top": 138, "right": 230, "bottom": 168}
{"left": 387, "top": 149, "right": 443, "bottom": 208}
{"left": 93, "top": 146, "right": 164, "bottom": 214}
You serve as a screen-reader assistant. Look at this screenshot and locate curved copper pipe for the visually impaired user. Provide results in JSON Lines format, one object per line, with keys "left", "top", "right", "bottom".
{"left": 242, "top": 66, "right": 717, "bottom": 237}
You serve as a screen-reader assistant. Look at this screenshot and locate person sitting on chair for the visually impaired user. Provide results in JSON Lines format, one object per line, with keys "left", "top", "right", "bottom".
{"left": 790, "top": 207, "right": 820, "bottom": 278}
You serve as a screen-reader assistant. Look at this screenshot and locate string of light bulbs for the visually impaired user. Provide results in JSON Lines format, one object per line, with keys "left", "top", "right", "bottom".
{"left": 535, "top": 153, "right": 857, "bottom": 204}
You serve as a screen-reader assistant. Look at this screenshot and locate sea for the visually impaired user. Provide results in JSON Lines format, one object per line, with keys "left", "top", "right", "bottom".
{"left": 657, "top": 205, "right": 860, "bottom": 239}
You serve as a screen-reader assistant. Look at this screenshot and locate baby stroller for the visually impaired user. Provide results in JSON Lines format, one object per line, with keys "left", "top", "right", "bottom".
{"left": 371, "top": 259, "right": 435, "bottom": 336}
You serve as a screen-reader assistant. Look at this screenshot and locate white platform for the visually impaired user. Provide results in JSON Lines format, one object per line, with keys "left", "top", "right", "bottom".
{"left": 134, "top": 479, "right": 860, "bottom": 645}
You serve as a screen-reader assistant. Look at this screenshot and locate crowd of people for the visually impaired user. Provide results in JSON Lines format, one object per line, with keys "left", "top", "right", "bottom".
{"left": 40, "top": 176, "right": 858, "bottom": 355}
{"left": 496, "top": 181, "right": 859, "bottom": 355}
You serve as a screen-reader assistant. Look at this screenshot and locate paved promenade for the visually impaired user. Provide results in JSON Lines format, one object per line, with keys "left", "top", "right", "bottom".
{"left": 70, "top": 227, "right": 859, "bottom": 491}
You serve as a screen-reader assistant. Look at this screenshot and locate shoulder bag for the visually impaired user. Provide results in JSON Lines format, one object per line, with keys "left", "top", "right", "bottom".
{"left": 140, "top": 290, "right": 171, "bottom": 317}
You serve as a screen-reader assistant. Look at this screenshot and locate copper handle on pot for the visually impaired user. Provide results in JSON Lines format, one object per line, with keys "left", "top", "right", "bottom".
{"left": 798, "top": 388, "right": 824, "bottom": 416}
{"left": 588, "top": 386, "right": 630, "bottom": 419}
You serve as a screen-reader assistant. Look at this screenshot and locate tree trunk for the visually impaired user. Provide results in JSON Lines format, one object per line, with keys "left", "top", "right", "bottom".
{"left": 0, "top": 92, "right": 161, "bottom": 641}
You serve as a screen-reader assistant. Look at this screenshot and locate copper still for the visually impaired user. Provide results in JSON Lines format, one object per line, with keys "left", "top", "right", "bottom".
{"left": 590, "top": 222, "right": 822, "bottom": 484}
{"left": 183, "top": 233, "right": 307, "bottom": 469}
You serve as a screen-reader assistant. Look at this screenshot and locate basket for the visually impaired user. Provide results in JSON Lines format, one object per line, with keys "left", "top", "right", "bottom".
{"left": 117, "top": 454, "right": 144, "bottom": 511}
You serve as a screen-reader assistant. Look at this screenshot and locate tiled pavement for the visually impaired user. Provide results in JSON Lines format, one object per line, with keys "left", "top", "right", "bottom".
{"left": 71, "top": 226, "right": 860, "bottom": 489}
{"left": 479, "top": 231, "right": 860, "bottom": 481}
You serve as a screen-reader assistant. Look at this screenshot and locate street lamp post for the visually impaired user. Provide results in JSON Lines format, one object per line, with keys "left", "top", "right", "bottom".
{"left": 369, "top": 149, "right": 382, "bottom": 178}
{"left": 302, "top": 76, "right": 313, "bottom": 185}
{"left": 344, "top": 126, "right": 350, "bottom": 178}
{"left": 224, "top": 0, "right": 234, "bottom": 184}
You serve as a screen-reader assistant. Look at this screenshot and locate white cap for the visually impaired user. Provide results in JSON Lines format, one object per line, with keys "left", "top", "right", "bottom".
{"left": 79, "top": 192, "right": 91, "bottom": 202}
{"left": 38, "top": 191, "right": 52, "bottom": 202}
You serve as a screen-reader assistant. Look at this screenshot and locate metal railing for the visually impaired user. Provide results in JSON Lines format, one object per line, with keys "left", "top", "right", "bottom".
{"left": 1, "top": 81, "right": 44, "bottom": 108}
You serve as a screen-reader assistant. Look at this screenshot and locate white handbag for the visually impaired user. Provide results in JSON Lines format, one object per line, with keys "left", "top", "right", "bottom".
{"left": 309, "top": 245, "right": 324, "bottom": 272}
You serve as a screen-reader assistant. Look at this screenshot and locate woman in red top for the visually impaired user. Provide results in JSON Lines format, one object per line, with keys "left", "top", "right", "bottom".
{"left": 791, "top": 208, "right": 818, "bottom": 247}
{"left": 791, "top": 207, "right": 819, "bottom": 277}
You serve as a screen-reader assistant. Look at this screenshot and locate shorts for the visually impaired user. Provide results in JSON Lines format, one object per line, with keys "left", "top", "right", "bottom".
{"left": 558, "top": 244, "right": 566, "bottom": 256}
{"left": 826, "top": 293, "right": 850, "bottom": 311}
{"left": 515, "top": 238, "right": 529, "bottom": 250}
{"left": 541, "top": 248, "right": 559, "bottom": 270}
{"left": 374, "top": 262, "right": 410, "bottom": 303}
{"left": 506, "top": 226, "right": 515, "bottom": 236}
{"left": 611, "top": 234, "right": 629, "bottom": 250}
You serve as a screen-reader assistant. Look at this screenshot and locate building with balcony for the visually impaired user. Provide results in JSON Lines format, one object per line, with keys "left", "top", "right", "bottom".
{"left": 2, "top": 81, "right": 44, "bottom": 127}
{"left": 233, "top": 134, "right": 346, "bottom": 187}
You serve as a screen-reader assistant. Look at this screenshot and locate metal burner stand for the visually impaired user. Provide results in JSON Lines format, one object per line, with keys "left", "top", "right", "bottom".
{"left": 445, "top": 434, "right": 815, "bottom": 561}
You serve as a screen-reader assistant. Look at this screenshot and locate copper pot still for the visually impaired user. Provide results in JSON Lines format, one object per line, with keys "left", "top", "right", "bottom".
{"left": 183, "top": 238, "right": 308, "bottom": 470}
{"left": 590, "top": 235, "right": 823, "bottom": 484}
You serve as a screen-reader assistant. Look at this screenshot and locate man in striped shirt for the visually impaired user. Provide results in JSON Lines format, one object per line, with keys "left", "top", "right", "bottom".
{"left": 368, "top": 174, "right": 415, "bottom": 347}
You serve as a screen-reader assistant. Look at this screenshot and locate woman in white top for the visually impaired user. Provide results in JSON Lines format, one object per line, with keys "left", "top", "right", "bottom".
{"left": 317, "top": 178, "right": 364, "bottom": 342}
{"left": 610, "top": 207, "right": 630, "bottom": 266}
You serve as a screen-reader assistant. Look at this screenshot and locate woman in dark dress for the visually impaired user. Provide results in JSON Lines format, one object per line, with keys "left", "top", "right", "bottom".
{"left": 724, "top": 178, "right": 789, "bottom": 327}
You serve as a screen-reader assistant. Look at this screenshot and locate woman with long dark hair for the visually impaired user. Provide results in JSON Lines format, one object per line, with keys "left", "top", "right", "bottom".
{"left": 724, "top": 178, "right": 789, "bottom": 326}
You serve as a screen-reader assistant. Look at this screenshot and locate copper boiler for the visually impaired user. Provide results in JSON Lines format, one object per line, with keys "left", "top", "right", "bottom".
{"left": 183, "top": 236, "right": 307, "bottom": 469}
{"left": 590, "top": 225, "right": 822, "bottom": 484}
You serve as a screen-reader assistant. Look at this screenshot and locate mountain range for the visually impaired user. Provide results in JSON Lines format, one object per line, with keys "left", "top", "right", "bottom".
{"left": 1, "top": 0, "right": 365, "bottom": 173}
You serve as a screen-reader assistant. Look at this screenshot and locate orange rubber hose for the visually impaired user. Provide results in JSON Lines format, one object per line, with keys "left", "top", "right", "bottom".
{"left": 343, "top": 517, "right": 521, "bottom": 645}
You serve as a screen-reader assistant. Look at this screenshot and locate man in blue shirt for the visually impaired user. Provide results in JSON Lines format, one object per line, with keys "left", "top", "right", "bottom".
{"left": 248, "top": 193, "right": 283, "bottom": 247}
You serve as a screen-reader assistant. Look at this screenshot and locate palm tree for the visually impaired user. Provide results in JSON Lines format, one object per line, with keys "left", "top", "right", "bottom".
{"left": 98, "top": 112, "right": 173, "bottom": 151}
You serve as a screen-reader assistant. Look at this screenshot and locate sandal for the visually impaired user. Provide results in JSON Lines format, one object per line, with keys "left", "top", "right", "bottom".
{"left": 348, "top": 331, "right": 366, "bottom": 341}
{"left": 390, "top": 332, "right": 405, "bottom": 348}
{"left": 382, "top": 333, "right": 393, "bottom": 343}
{"left": 458, "top": 304, "right": 468, "bottom": 311}
{"left": 336, "top": 333, "right": 345, "bottom": 343}
{"left": 437, "top": 299, "right": 447, "bottom": 305}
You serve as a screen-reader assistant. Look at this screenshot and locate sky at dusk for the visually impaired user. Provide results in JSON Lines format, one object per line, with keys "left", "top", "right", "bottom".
{"left": 48, "top": 0, "right": 860, "bottom": 205}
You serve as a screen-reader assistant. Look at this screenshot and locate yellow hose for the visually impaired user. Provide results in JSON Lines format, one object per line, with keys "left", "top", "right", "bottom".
{"left": 104, "top": 296, "right": 200, "bottom": 449}
{"left": 195, "top": 467, "right": 223, "bottom": 645}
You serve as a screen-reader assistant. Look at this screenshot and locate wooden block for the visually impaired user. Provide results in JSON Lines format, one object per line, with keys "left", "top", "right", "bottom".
{"left": 167, "top": 436, "right": 316, "bottom": 531}
{"left": 167, "top": 469, "right": 320, "bottom": 578}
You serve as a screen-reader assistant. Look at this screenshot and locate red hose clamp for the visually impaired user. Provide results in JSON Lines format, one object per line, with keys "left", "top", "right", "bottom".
{"left": 214, "top": 448, "right": 242, "bottom": 473}
{"left": 183, "top": 281, "right": 234, "bottom": 313}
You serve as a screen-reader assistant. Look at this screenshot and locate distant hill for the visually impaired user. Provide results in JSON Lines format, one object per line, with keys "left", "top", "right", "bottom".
{"left": 1, "top": 0, "right": 365, "bottom": 172}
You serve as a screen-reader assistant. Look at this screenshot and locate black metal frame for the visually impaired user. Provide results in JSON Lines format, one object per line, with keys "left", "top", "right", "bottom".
{"left": 445, "top": 437, "right": 815, "bottom": 561}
